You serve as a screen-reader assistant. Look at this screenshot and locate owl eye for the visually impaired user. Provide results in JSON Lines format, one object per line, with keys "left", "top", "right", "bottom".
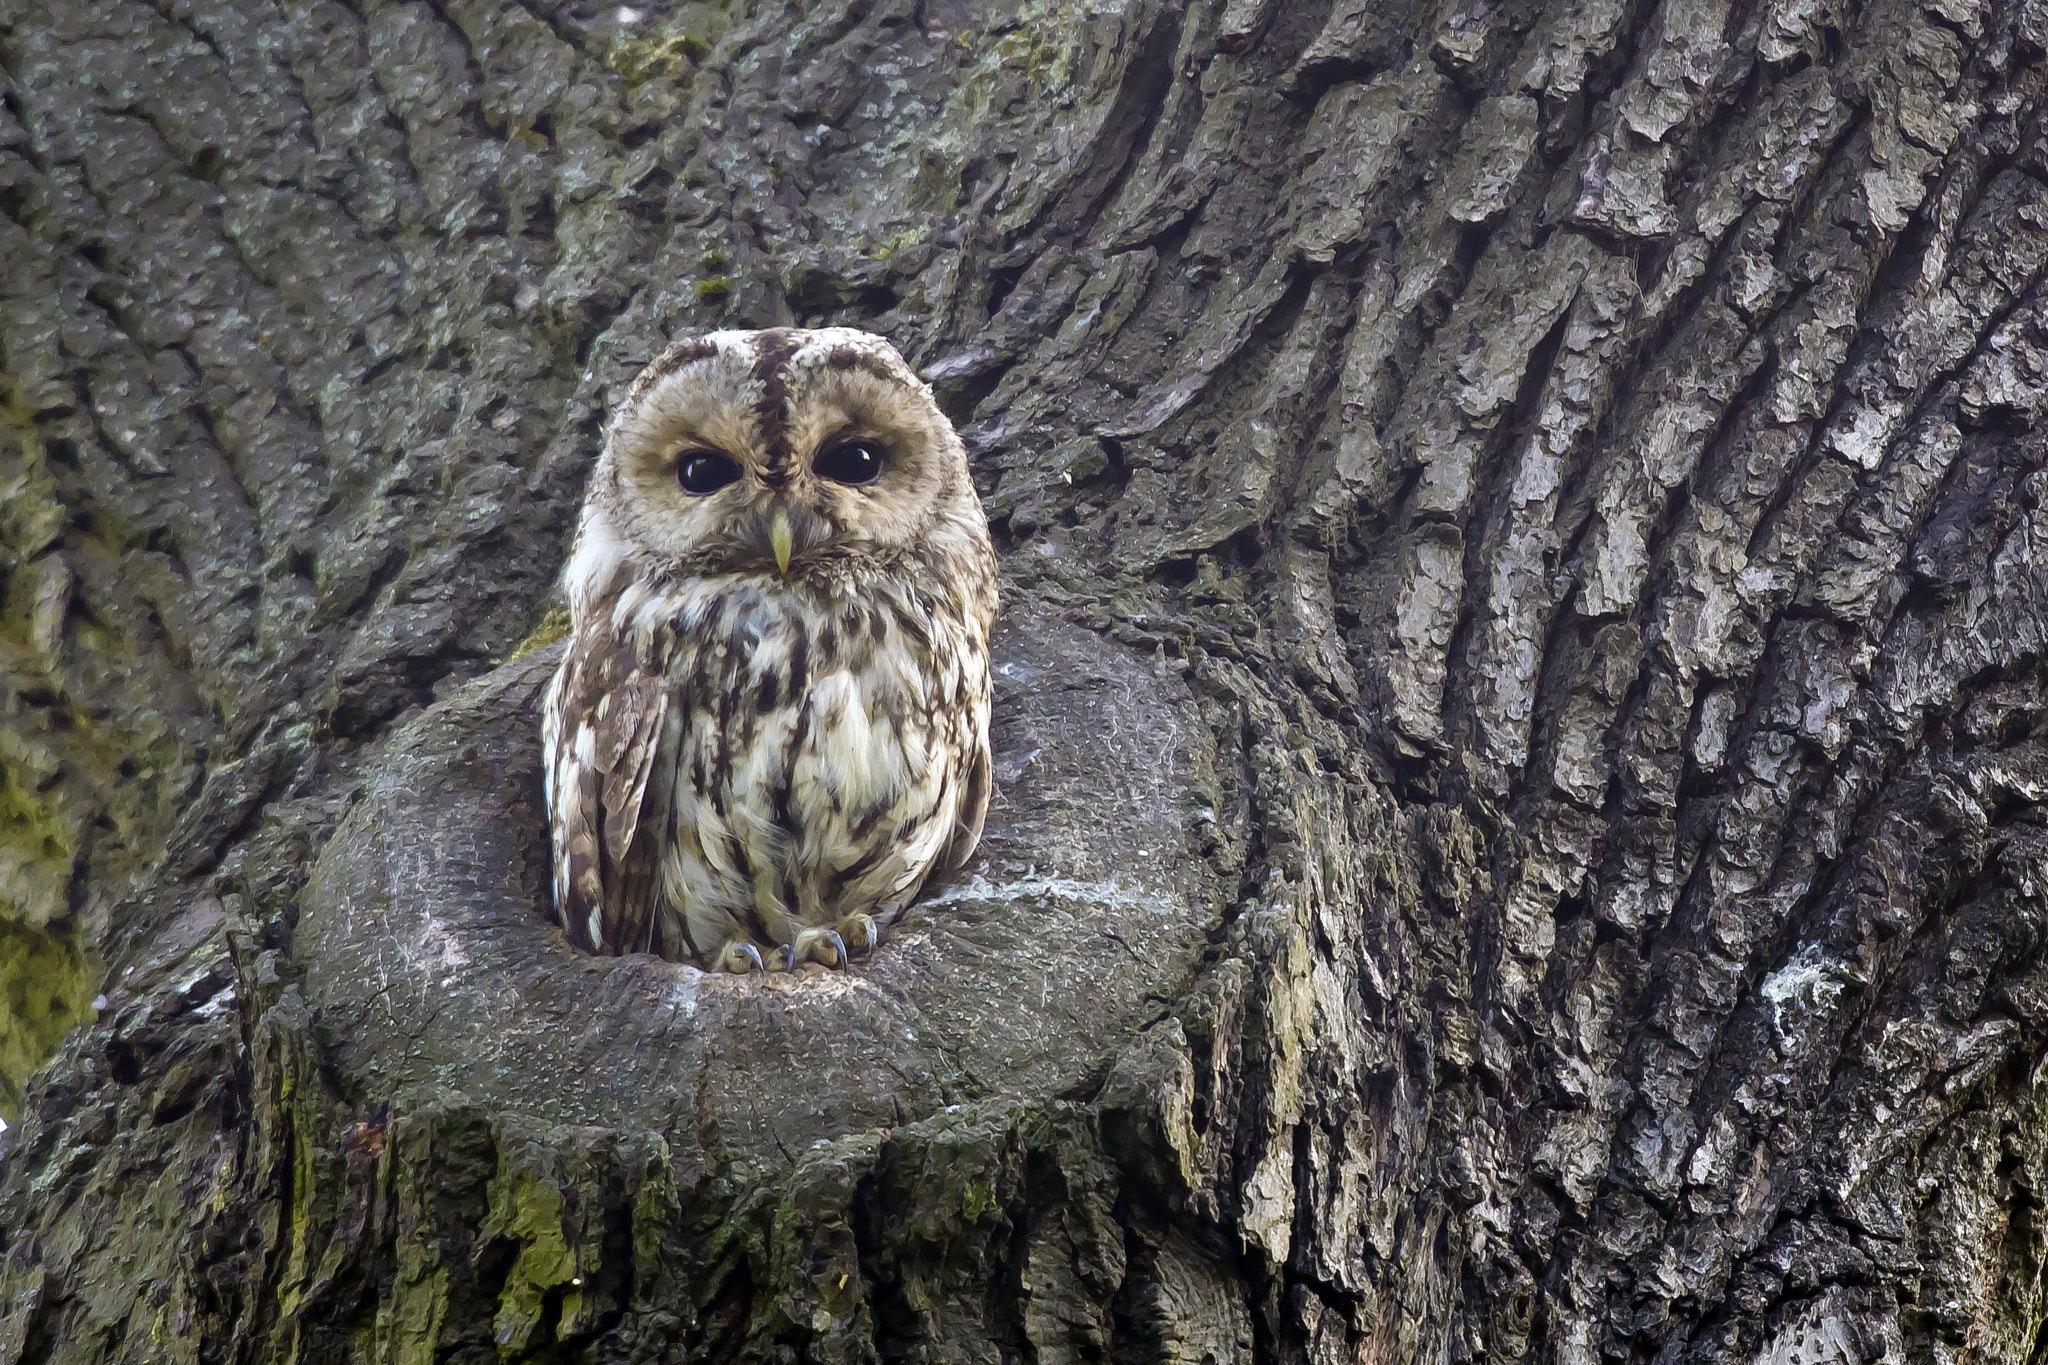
{"left": 814, "top": 441, "right": 885, "bottom": 486}
{"left": 677, "top": 451, "right": 742, "bottom": 494}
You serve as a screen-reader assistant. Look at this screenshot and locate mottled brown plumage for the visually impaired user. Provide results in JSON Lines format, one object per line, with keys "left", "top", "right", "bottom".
{"left": 543, "top": 328, "right": 997, "bottom": 971}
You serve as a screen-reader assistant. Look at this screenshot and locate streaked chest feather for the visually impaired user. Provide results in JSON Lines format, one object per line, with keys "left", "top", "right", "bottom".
{"left": 624, "top": 572, "right": 987, "bottom": 942}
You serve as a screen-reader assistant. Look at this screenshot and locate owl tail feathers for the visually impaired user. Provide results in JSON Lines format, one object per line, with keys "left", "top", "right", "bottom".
{"left": 558, "top": 827, "right": 608, "bottom": 952}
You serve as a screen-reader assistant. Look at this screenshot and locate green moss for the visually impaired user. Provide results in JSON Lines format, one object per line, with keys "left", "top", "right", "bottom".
{"left": 277, "top": 1111, "right": 319, "bottom": 1315}
{"left": 505, "top": 603, "right": 571, "bottom": 662}
{"left": 871, "top": 225, "right": 930, "bottom": 260}
{"left": 608, "top": 31, "right": 711, "bottom": 86}
{"left": 0, "top": 393, "right": 63, "bottom": 560}
{"left": 486, "top": 1166, "right": 579, "bottom": 1354}
{"left": 695, "top": 276, "right": 734, "bottom": 302}
{"left": 0, "top": 750, "right": 78, "bottom": 871}
{"left": 388, "top": 1243, "right": 452, "bottom": 1365}
{"left": 0, "top": 918, "right": 95, "bottom": 1122}
{"left": 949, "top": 5, "right": 1093, "bottom": 125}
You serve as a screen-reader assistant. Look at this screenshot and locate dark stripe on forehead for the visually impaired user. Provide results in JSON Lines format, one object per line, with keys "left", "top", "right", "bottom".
{"left": 822, "top": 345, "right": 907, "bottom": 385}
{"left": 628, "top": 336, "right": 719, "bottom": 404}
{"left": 749, "top": 328, "right": 803, "bottom": 480}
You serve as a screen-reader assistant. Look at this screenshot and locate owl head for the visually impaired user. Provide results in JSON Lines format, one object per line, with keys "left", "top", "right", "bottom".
{"left": 567, "top": 327, "right": 981, "bottom": 610}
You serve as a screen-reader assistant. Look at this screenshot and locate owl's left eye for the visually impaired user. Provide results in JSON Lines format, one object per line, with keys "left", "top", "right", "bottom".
{"left": 814, "top": 441, "right": 885, "bottom": 486}
{"left": 677, "top": 451, "right": 742, "bottom": 494}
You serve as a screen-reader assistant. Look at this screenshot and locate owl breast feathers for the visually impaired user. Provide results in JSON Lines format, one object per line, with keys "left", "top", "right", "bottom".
{"left": 542, "top": 327, "right": 998, "bottom": 972}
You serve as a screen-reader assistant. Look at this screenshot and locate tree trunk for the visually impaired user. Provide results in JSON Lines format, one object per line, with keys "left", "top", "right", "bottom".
{"left": 4, "top": 0, "right": 2048, "bottom": 1360}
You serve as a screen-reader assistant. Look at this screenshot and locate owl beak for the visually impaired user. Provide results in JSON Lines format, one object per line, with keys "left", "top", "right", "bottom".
{"left": 770, "top": 509, "right": 794, "bottom": 575}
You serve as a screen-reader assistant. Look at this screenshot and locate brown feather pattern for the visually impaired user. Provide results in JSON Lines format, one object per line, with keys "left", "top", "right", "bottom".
{"left": 544, "top": 327, "right": 997, "bottom": 969}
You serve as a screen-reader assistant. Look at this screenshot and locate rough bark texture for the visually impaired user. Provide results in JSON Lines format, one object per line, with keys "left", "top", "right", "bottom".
{"left": 3, "top": 0, "right": 2048, "bottom": 1361}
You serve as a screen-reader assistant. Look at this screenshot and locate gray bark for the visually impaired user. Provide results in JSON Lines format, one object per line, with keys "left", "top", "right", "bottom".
{"left": 2, "top": 0, "right": 2047, "bottom": 1361}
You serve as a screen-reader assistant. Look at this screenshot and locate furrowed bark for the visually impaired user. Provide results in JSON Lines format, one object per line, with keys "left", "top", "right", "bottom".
{"left": 3, "top": 0, "right": 2047, "bottom": 1361}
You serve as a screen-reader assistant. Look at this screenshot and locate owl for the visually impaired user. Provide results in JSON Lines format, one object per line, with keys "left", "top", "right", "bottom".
{"left": 541, "top": 327, "right": 997, "bottom": 973}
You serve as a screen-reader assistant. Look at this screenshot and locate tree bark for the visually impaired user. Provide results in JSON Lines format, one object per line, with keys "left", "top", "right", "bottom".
{"left": 4, "top": 0, "right": 2048, "bottom": 1360}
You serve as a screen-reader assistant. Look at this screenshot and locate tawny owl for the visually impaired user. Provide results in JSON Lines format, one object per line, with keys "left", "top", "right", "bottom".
{"left": 542, "top": 327, "right": 998, "bottom": 972}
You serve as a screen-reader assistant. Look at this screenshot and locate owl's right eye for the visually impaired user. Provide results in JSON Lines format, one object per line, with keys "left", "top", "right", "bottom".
{"left": 677, "top": 451, "right": 742, "bottom": 494}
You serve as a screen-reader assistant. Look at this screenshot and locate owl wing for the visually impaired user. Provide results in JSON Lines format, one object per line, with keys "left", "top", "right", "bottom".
{"left": 938, "top": 729, "right": 990, "bottom": 875}
{"left": 545, "top": 630, "right": 675, "bottom": 955}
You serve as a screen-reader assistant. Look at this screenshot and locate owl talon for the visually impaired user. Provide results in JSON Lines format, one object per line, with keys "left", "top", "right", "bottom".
{"left": 838, "top": 913, "right": 879, "bottom": 956}
{"left": 715, "top": 941, "right": 764, "bottom": 974}
{"left": 789, "top": 927, "right": 850, "bottom": 968}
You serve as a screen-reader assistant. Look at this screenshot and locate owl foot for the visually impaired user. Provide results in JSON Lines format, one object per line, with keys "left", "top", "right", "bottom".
{"left": 774, "top": 916, "right": 881, "bottom": 970}
{"left": 837, "top": 913, "right": 879, "bottom": 956}
{"left": 712, "top": 941, "right": 765, "bottom": 974}
{"left": 784, "top": 926, "right": 850, "bottom": 969}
